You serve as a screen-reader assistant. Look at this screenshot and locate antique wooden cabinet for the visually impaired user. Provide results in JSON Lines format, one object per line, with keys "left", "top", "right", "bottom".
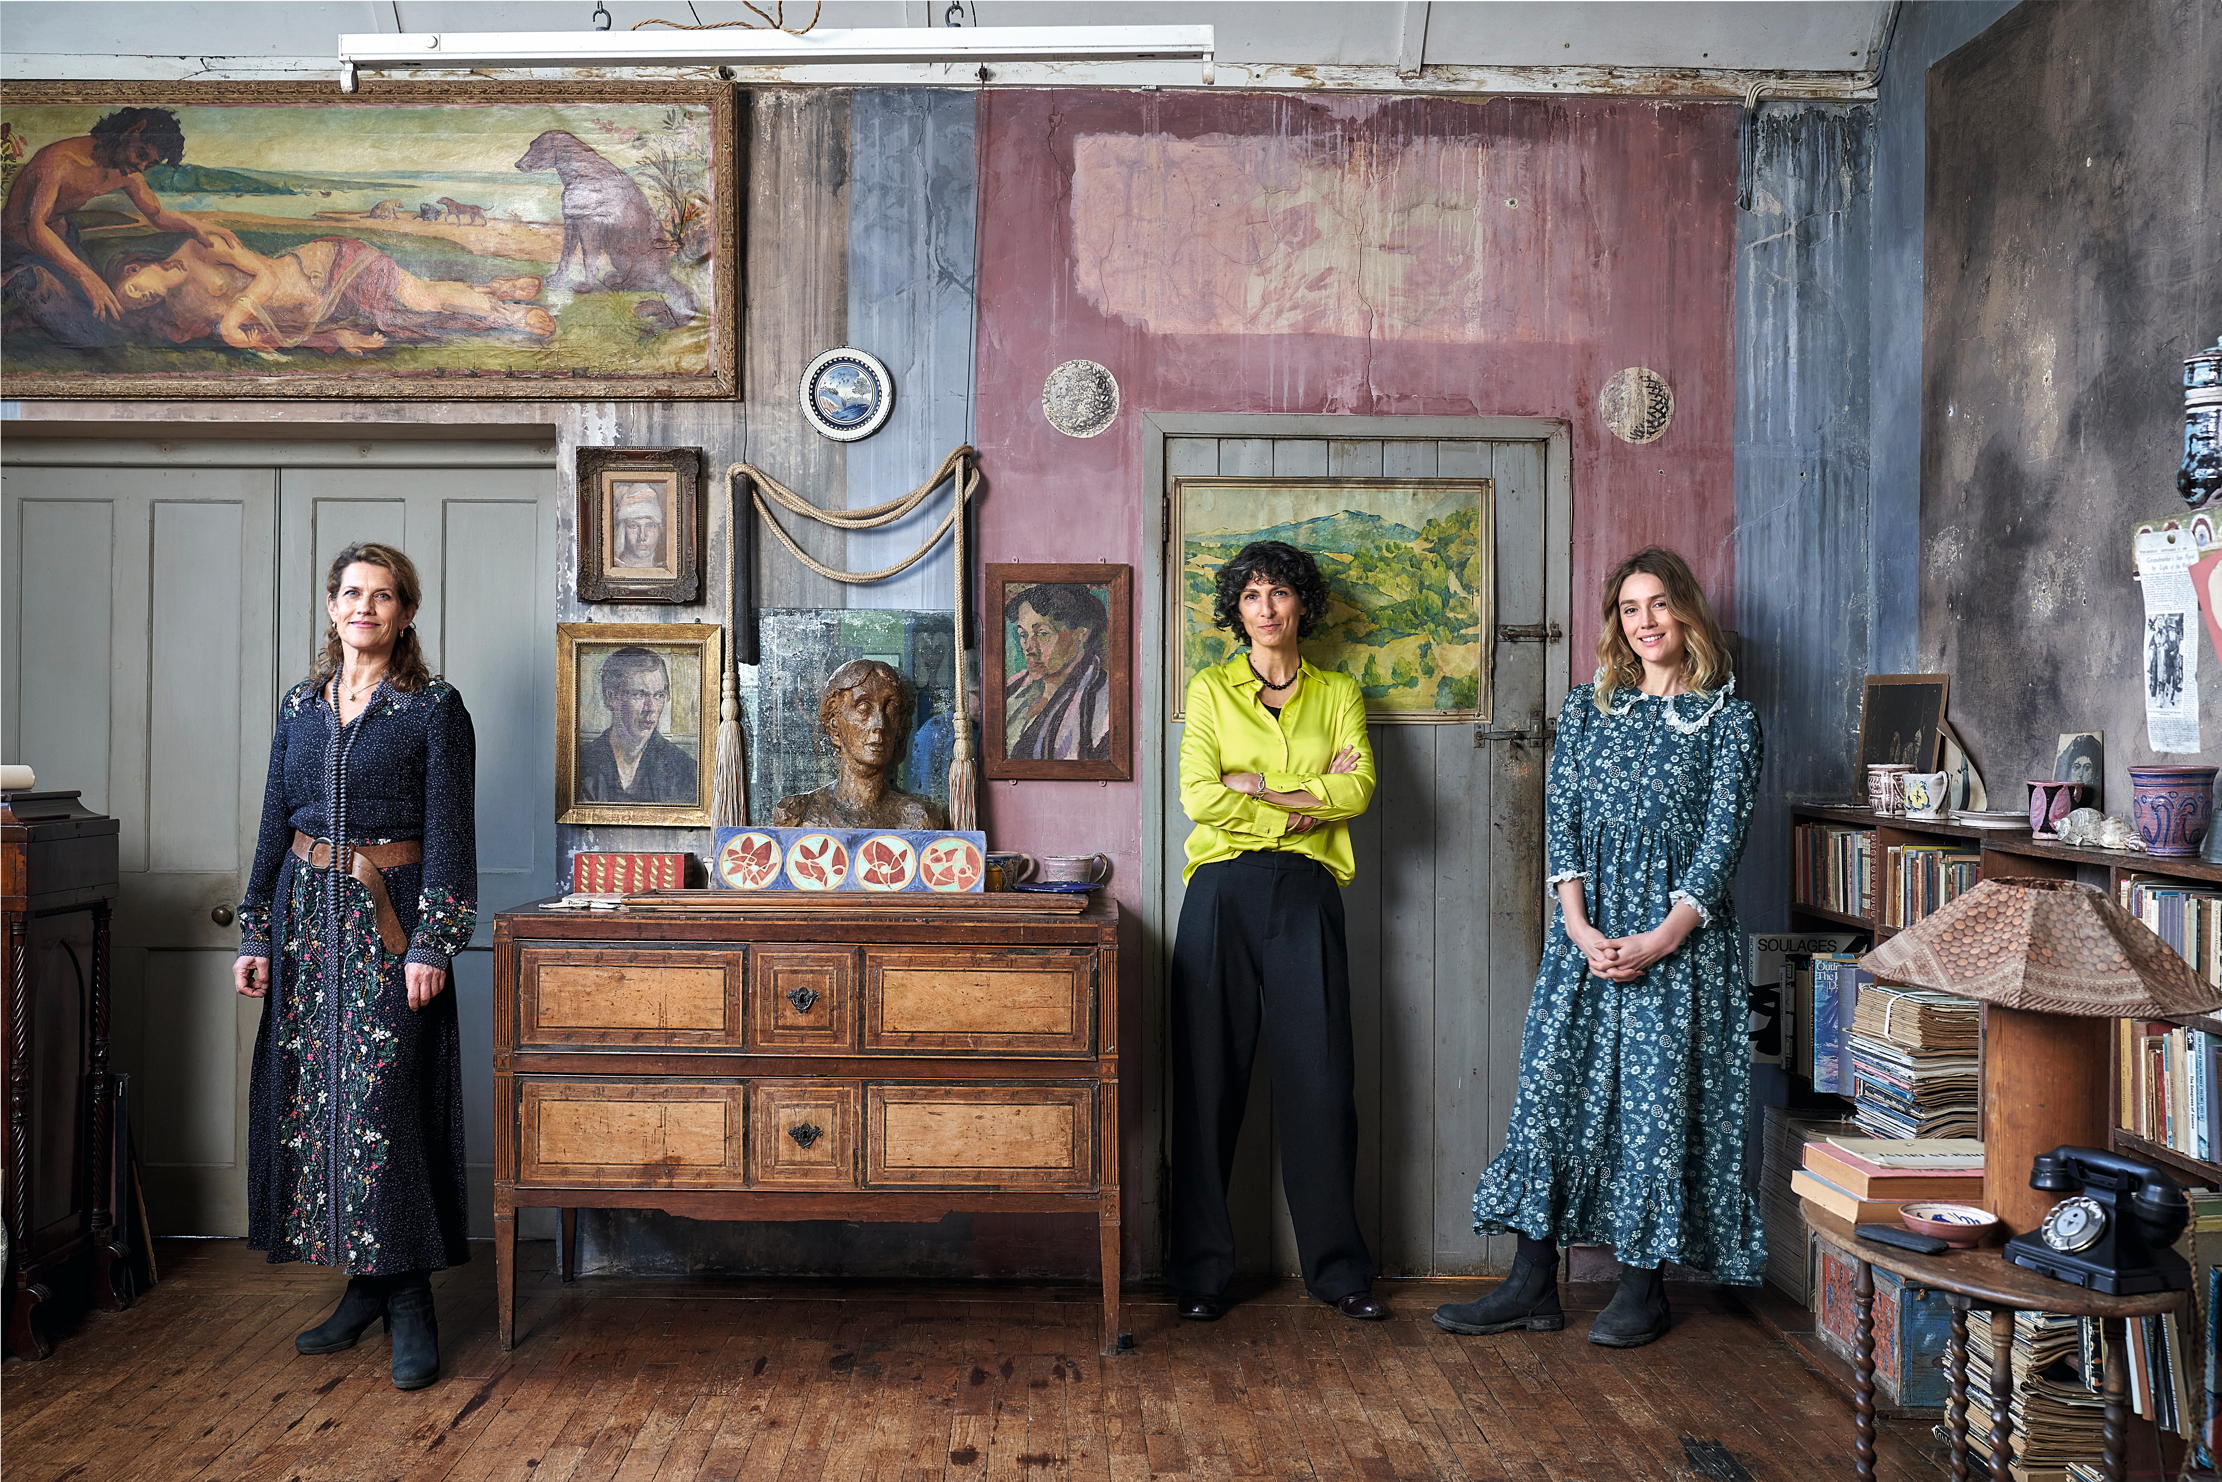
{"left": 492, "top": 896, "right": 1124, "bottom": 1351}
{"left": 1, "top": 791, "right": 126, "bottom": 1359}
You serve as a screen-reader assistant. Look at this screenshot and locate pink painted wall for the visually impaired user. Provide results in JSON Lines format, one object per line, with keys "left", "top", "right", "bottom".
{"left": 973, "top": 89, "right": 1741, "bottom": 891}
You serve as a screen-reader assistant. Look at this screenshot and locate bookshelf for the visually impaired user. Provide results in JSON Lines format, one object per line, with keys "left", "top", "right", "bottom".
{"left": 1787, "top": 803, "right": 2222, "bottom": 1187}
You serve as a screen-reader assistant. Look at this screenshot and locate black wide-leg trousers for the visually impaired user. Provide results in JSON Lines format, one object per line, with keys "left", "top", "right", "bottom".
{"left": 1166, "top": 852, "right": 1374, "bottom": 1302}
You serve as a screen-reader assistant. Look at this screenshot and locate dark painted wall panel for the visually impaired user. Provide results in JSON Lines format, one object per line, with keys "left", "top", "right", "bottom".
{"left": 1922, "top": 0, "right": 2222, "bottom": 809}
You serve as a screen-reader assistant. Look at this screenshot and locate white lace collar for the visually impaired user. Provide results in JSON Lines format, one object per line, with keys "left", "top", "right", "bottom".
{"left": 1594, "top": 672, "right": 1736, "bottom": 733}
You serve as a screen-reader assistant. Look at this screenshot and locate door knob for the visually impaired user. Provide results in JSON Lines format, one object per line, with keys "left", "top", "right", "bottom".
{"left": 210, "top": 904, "right": 235, "bottom": 927}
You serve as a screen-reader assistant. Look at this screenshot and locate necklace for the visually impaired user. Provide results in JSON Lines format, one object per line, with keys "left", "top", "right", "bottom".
{"left": 1247, "top": 654, "right": 1297, "bottom": 693}
{"left": 336, "top": 670, "right": 387, "bottom": 703}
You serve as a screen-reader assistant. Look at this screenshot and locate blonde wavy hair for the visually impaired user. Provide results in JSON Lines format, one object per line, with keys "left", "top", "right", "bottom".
{"left": 1592, "top": 546, "right": 1732, "bottom": 714}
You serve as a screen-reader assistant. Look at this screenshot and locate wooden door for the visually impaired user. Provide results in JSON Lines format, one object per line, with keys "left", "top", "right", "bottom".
{"left": 3, "top": 440, "right": 555, "bottom": 1235}
{"left": 1146, "top": 417, "right": 1571, "bottom": 1278}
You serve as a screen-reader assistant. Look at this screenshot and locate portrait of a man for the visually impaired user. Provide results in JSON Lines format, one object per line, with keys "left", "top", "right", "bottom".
{"left": 773, "top": 659, "right": 947, "bottom": 830}
{"left": 1003, "top": 582, "right": 1112, "bottom": 763}
{"left": 576, "top": 645, "right": 698, "bottom": 805}
{"left": 608, "top": 479, "right": 670, "bottom": 573}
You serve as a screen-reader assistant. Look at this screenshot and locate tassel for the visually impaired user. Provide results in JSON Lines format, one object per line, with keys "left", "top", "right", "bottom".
{"left": 948, "top": 725, "right": 978, "bottom": 832}
{"left": 710, "top": 666, "right": 747, "bottom": 827}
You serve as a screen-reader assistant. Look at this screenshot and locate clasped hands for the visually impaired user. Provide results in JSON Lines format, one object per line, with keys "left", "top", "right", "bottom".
{"left": 1568, "top": 921, "right": 1688, "bottom": 983}
{"left": 1222, "top": 746, "right": 1360, "bottom": 835}
{"left": 235, "top": 955, "right": 449, "bottom": 1010}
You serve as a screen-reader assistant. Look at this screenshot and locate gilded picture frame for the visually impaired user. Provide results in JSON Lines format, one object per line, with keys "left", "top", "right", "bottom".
{"left": 0, "top": 81, "right": 738, "bottom": 399}
{"left": 575, "top": 446, "right": 703, "bottom": 604}
{"left": 982, "top": 562, "right": 1133, "bottom": 781}
{"left": 556, "top": 622, "right": 722, "bottom": 827}
{"left": 1169, "top": 476, "right": 1494, "bottom": 723}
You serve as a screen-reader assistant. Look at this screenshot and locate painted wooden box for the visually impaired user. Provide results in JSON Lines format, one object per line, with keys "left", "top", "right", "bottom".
{"left": 711, "top": 827, "right": 985, "bottom": 892}
{"left": 1814, "top": 1239, "right": 1953, "bottom": 1410}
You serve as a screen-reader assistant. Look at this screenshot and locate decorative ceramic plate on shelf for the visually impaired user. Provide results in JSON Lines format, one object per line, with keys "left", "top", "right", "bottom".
{"left": 1950, "top": 809, "right": 2031, "bottom": 829}
{"left": 716, "top": 831, "right": 783, "bottom": 890}
{"left": 1014, "top": 880, "right": 1102, "bottom": 894}
{"left": 918, "top": 837, "right": 983, "bottom": 892}
{"left": 783, "top": 833, "right": 851, "bottom": 890}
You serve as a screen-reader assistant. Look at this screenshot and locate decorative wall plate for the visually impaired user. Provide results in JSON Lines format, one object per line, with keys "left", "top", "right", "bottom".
{"left": 1042, "top": 359, "right": 1120, "bottom": 438}
{"left": 1599, "top": 366, "right": 1674, "bottom": 444}
{"left": 799, "top": 347, "right": 894, "bottom": 442}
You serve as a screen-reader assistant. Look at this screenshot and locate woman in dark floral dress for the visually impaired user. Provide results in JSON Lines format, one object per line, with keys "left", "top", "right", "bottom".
{"left": 1435, "top": 547, "right": 1763, "bottom": 1349}
{"left": 234, "top": 541, "right": 474, "bottom": 1390}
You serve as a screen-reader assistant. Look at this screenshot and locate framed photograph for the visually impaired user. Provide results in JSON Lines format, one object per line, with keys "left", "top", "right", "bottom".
{"left": 1, "top": 82, "right": 737, "bottom": 399}
{"left": 556, "top": 622, "right": 721, "bottom": 827}
{"left": 2053, "top": 730, "right": 2104, "bottom": 808}
{"left": 1170, "top": 477, "right": 1494, "bottom": 722}
{"left": 1855, "top": 674, "right": 1950, "bottom": 783}
{"left": 576, "top": 447, "right": 702, "bottom": 603}
{"left": 982, "top": 563, "right": 1132, "bottom": 781}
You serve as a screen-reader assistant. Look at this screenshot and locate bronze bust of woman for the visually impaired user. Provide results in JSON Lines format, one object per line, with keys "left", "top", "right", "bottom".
{"left": 772, "top": 659, "right": 948, "bottom": 830}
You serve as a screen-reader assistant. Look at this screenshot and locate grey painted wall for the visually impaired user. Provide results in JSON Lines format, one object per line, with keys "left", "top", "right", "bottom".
{"left": 1920, "top": 0, "right": 2222, "bottom": 812}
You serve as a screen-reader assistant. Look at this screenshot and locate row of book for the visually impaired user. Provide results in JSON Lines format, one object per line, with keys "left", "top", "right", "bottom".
{"left": 1880, "top": 842, "right": 1981, "bottom": 929}
{"left": 2117, "top": 1019, "right": 2222, "bottom": 1163}
{"left": 1793, "top": 822, "right": 1876, "bottom": 920}
{"left": 2121, "top": 875, "right": 2222, "bottom": 993}
{"left": 1758, "top": 1105, "right": 1858, "bottom": 1302}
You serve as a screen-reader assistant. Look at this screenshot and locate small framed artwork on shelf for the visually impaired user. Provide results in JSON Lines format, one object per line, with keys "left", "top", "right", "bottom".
{"left": 576, "top": 447, "right": 703, "bottom": 604}
{"left": 1855, "top": 674, "right": 1950, "bottom": 784}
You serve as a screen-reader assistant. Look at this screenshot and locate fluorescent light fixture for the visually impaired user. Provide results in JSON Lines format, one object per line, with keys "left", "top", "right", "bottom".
{"left": 337, "top": 25, "right": 1214, "bottom": 91}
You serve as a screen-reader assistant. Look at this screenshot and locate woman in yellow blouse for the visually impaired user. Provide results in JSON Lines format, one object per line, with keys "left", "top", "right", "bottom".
{"left": 1169, "top": 540, "right": 1382, "bottom": 1322}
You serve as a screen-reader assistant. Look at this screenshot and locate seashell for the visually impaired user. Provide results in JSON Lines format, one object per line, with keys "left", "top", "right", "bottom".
{"left": 2096, "top": 814, "right": 2145, "bottom": 851}
{"left": 2054, "top": 808, "right": 2106, "bottom": 845}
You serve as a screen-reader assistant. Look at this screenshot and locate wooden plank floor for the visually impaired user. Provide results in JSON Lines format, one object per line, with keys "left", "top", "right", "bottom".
{"left": 4, "top": 1242, "right": 1950, "bottom": 1482}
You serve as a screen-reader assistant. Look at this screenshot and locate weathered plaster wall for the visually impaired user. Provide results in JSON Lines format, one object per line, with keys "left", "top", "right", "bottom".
{"left": 1921, "top": 0, "right": 2222, "bottom": 807}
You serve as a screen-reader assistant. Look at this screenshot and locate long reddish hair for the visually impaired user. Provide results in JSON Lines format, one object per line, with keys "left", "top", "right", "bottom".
{"left": 1593, "top": 547, "right": 1731, "bottom": 714}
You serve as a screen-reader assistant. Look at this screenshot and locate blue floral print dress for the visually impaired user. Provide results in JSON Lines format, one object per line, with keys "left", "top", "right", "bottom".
{"left": 1469, "top": 679, "right": 1766, "bottom": 1283}
{"left": 238, "top": 677, "right": 476, "bottom": 1274}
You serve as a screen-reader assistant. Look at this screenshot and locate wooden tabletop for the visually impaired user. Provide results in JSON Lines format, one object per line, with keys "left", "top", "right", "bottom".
{"left": 1803, "top": 1203, "right": 2184, "bottom": 1317}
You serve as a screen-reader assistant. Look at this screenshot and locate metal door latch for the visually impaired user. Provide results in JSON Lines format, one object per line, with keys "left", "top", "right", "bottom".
{"left": 1474, "top": 720, "right": 1556, "bottom": 746}
{"left": 1496, "top": 622, "right": 1562, "bottom": 643}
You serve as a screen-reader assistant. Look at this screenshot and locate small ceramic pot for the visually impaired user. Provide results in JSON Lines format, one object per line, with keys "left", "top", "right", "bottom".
{"left": 2130, "top": 764, "right": 2219, "bottom": 857}
{"left": 2027, "top": 779, "right": 2087, "bottom": 839}
{"left": 1866, "top": 764, "right": 1913, "bottom": 815}
{"left": 1036, "top": 853, "right": 1110, "bottom": 885}
{"left": 984, "top": 851, "right": 1036, "bottom": 891}
{"left": 1901, "top": 771, "right": 1950, "bottom": 818}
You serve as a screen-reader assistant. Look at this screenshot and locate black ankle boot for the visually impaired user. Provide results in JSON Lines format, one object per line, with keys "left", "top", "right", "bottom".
{"left": 1432, "top": 1234, "right": 1564, "bottom": 1335}
{"left": 385, "top": 1271, "right": 440, "bottom": 1390}
{"left": 295, "top": 1274, "right": 389, "bottom": 1355}
{"left": 1589, "top": 1264, "right": 1670, "bottom": 1348}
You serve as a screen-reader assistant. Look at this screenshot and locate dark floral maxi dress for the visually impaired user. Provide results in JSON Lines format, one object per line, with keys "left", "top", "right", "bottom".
{"left": 238, "top": 677, "right": 476, "bottom": 1274}
{"left": 1469, "top": 679, "right": 1767, "bottom": 1283}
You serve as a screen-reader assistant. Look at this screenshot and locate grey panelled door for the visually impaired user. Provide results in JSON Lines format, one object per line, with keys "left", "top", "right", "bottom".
{"left": 2, "top": 443, "right": 556, "bottom": 1236}
{"left": 1154, "top": 425, "right": 1567, "bottom": 1278}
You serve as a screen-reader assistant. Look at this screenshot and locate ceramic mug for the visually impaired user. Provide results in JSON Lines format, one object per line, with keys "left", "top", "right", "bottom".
{"left": 985, "top": 851, "right": 1036, "bottom": 891}
{"left": 2027, "top": 779, "right": 2086, "bottom": 839}
{"left": 1901, "top": 771, "right": 1950, "bottom": 818}
{"left": 1866, "top": 764, "right": 1913, "bottom": 815}
{"left": 1036, "top": 853, "right": 1110, "bottom": 886}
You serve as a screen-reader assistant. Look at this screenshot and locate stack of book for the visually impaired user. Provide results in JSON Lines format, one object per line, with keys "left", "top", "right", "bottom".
{"left": 2120, "top": 875, "right": 2222, "bottom": 991}
{"left": 1794, "top": 822, "right": 1875, "bottom": 920}
{"left": 1968, "top": 1309, "right": 2104, "bottom": 1482}
{"left": 2116, "top": 1018, "right": 2222, "bottom": 1160}
{"left": 1789, "top": 1135, "right": 1984, "bottom": 1225}
{"left": 1807, "top": 952, "right": 1870, "bottom": 1094}
{"left": 1759, "top": 1106, "right": 1859, "bottom": 1302}
{"left": 1845, "top": 979, "right": 1981, "bottom": 1140}
{"left": 1881, "top": 842, "right": 1981, "bottom": 929}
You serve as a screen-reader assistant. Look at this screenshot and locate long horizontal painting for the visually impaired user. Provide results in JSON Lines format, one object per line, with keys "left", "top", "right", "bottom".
{"left": 0, "top": 83, "right": 736, "bottom": 398}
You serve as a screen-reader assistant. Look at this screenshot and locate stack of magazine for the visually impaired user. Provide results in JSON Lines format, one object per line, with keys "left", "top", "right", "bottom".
{"left": 1845, "top": 979, "right": 1981, "bottom": 1139}
{"left": 1966, "top": 1309, "right": 2102, "bottom": 1481}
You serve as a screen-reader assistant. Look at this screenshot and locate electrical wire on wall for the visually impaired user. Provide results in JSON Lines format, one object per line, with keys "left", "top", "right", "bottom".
{"left": 632, "top": 2, "right": 824, "bottom": 34}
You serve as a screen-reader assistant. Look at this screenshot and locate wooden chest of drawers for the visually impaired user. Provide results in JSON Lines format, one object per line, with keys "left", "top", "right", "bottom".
{"left": 491, "top": 897, "right": 1123, "bottom": 1351}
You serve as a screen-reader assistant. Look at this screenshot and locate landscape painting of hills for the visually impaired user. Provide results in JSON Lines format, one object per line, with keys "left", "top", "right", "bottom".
{"left": 1173, "top": 476, "right": 1494, "bottom": 720}
{"left": 0, "top": 84, "right": 733, "bottom": 398}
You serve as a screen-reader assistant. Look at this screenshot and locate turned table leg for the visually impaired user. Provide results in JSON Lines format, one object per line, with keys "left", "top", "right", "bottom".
{"left": 1946, "top": 1301, "right": 1972, "bottom": 1482}
{"left": 1853, "top": 1258, "right": 1877, "bottom": 1482}
{"left": 2101, "top": 1316, "right": 2128, "bottom": 1482}
{"left": 1987, "top": 1308, "right": 2014, "bottom": 1482}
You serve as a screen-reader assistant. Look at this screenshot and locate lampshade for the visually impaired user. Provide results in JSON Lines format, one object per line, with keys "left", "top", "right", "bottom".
{"left": 1858, "top": 877, "right": 2222, "bottom": 1017}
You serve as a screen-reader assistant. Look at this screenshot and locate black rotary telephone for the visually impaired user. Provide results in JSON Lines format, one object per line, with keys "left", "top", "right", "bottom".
{"left": 2001, "top": 1146, "right": 2192, "bottom": 1295}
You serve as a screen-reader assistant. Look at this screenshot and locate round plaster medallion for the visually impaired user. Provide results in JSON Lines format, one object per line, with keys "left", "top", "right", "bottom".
{"left": 1599, "top": 366, "right": 1674, "bottom": 445}
{"left": 1041, "top": 359, "right": 1120, "bottom": 438}
{"left": 800, "top": 347, "right": 894, "bottom": 442}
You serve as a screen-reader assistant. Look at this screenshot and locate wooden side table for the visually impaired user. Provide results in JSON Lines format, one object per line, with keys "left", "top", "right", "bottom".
{"left": 1803, "top": 1204, "right": 2182, "bottom": 1482}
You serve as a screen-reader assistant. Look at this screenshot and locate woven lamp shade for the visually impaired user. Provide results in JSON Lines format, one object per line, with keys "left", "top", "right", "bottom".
{"left": 1858, "top": 877, "right": 2221, "bottom": 1017}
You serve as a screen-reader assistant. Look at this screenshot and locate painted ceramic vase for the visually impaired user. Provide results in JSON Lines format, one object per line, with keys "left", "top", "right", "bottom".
{"left": 1901, "top": 771, "right": 1951, "bottom": 818}
{"left": 2027, "top": 779, "right": 2087, "bottom": 839}
{"left": 2129, "top": 764, "right": 2219, "bottom": 857}
{"left": 1866, "top": 764, "right": 1913, "bottom": 815}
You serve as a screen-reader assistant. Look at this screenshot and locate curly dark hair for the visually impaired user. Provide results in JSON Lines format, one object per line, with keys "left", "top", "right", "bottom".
{"left": 1210, "top": 540, "right": 1329, "bottom": 641}
{"left": 91, "top": 107, "right": 186, "bottom": 169}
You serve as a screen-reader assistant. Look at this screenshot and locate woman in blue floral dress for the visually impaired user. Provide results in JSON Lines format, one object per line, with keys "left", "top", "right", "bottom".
{"left": 234, "top": 542, "right": 475, "bottom": 1390}
{"left": 1435, "top": 547, "right": 1763, "bottom": 1348}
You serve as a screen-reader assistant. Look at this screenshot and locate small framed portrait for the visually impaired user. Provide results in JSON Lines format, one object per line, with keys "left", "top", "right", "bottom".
{"left": 982, "top": 563, "right": 1132, "bottom": 781}
{"left": 556, "top": 623, "right": 722, "bottom": 826}
{"left": 576, "top": 447, "right": 703, "bottom": 604}
{"left": 2053, "top": 730, "right": 2104, "bottom": 807}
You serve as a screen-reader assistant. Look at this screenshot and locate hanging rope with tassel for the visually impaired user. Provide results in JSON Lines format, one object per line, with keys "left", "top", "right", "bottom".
{"left": 711, "top": 445, "right": 982, "bottom": 831}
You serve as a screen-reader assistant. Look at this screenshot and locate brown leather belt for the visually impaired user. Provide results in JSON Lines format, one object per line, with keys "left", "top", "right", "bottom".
{"left": 291, "top": 831, "right": 420, "bottom": 955}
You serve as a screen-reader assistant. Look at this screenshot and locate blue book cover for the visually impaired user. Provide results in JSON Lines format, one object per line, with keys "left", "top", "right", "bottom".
{"left": 1812, "top": 958, "right": 1844, "bottom": 1094}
